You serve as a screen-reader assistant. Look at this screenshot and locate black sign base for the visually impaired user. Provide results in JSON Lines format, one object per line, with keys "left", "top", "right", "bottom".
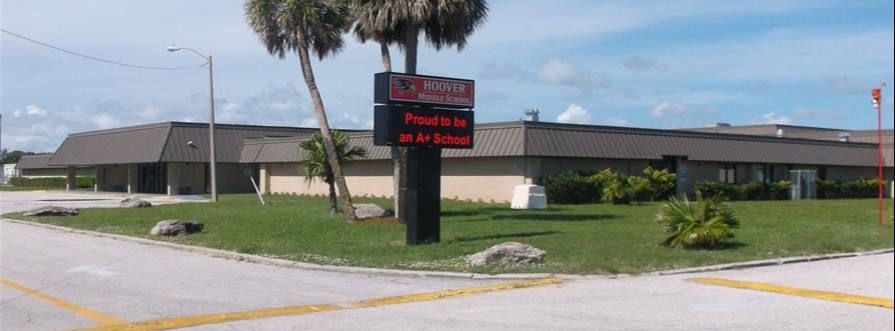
{"left": 404, "top": 147, "right": 441, "bottom": 245}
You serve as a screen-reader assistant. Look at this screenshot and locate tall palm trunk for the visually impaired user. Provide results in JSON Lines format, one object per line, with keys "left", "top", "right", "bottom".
{"left": 393, "top": 30, "right": 420, "bottom": 222}
{"left": 296, "top": 37, "right": 357, "bottom": 222}
{"left": 380, "top": 42, "right": 391, "bottom": 72}
{"left": 325, "top": 171, "right": 337, "bottom": 215}
{"left": 380, "top": 42, "right": 408, "bottom": 221}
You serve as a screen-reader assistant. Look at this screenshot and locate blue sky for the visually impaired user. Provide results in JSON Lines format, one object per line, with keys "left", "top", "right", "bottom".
{"left": 2, "top": 0, "right": 893, "bottom": 152}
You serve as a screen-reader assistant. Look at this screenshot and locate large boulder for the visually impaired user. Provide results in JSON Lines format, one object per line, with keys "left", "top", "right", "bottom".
{"left": 150, "top": 220, "right": 204, "bottom": 236}
{"left": 353, "top": 203, "right": 389, "bottom": 220}
{"left": 467, "top": 242, "right": 546, "bottom": 267}
{"left": 121, "top": 198, "right": 152, "bottom": 208}
{"left": 23, "top": 206, "right": 79, "bottom": 217}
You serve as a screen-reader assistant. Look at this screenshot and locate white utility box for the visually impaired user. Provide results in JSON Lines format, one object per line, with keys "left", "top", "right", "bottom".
{"left": 511, "top": 184, "right": 547, "bottom": 210}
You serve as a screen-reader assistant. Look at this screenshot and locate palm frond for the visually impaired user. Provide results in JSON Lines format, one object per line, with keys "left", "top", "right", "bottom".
{"left": 656, "top": 194, "right": 740, "bottom": 249}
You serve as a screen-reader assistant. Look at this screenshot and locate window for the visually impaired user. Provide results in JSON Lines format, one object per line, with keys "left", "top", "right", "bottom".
{"left": 719, "top": 164, "right": 736, "bottom": 183}
{"left": 753, "top": 164, "right": 775, "bottom": 183}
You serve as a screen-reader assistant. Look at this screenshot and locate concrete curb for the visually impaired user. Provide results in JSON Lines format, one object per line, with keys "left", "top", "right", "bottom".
{"left": 3, "top": 218, "right": 892, "bottom": 281}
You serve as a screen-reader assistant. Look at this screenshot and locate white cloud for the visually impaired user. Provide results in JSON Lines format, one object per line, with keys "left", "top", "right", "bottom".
{"left": 25, "top": 105, "right": 48, "bottom": 116}
{"left": 138, "top": 105, "right": 163, "bottom": 121}
{"left": 651, "top": 100, "right": 717, "bottom": 119}
{"left": 10, "top": 105, "right": 48, "bottom": 118}
{"left": 556, "top": 104, "right": 592, "bottom": 124}
{"left": 650, "top": 100, "right": 717, "bottom": 128}
{"left": 91, "top": 113, "right": 122, "bottom": 129}
{"left": 539, "top": 59, "right": 578, "bottom": 84}
{"left": 753, "top": 112, "right": 793, "bottom": 125}
{"left": 537, "top": 58, "right": 610, "bottom": 88}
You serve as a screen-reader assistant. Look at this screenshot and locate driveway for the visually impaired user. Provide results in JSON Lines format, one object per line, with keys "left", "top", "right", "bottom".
{"left": 0, "top": 190, "right": 204, "bottom": 214}
{"left": 1, "top": 191, "right": 892, "bottom": 330}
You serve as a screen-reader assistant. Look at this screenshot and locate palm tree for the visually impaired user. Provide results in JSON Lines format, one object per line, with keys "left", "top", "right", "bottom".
{"left": 348, "top": 0, "right": 489, "bottom": 220}
{"left": 299, "top": 131, "right": 367, "bottom": 215}
{"left": 245, "top": 0, "right": 359, "bottom": 221}
{"left": 656, "top": 193, "right": 740, "bottom": 249}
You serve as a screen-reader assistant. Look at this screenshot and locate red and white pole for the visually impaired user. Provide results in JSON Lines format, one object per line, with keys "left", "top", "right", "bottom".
{"left": 871, "top": 86, "right": 884, "bottom": 227}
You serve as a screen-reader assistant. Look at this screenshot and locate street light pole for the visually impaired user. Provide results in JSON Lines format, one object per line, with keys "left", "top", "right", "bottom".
{"left": 168, "top": 45, "right": 217, "bottom": 202}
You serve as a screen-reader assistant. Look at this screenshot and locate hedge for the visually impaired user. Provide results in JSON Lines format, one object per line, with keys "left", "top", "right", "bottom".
{"left": 817, "top": 178, "right": 881, "bottom": 199}
{"left": 541, "top": 171, "right": 602, "bottom": 204}
{"left": 694, "top": 181, "right": 791, "bottom": 201}
{"left": 9, "top": 176, "right": 95, "bottom": 189}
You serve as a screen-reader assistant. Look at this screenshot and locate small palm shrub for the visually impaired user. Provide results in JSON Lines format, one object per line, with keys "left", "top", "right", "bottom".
{"left": 656, "top": 194, "right": 740, "bottom": 249}
{"left": 643, "top": 167, "right": 677, "bottom": 201}
{"left": 602, "top": 174, "right": 636, "bottom": 205}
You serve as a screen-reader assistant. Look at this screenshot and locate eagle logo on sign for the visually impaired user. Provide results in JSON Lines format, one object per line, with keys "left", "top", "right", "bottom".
{"left": 394, "top": 78, "right": 416, "bottom": 94}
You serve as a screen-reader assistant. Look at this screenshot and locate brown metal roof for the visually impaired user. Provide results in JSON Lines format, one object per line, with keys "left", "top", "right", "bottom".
{"left": 526, "top": 121, "right": 882, "bottom": 167}
{"left": 240, "top": 123, "right": 525, "bottom": 163}
{"left": 14, "top": 154, "right": 62, "bottom": 169}
{"left": 240, "top": 121, "right": 887, "bottom": 168}
{"left": 48, "top": 123, "right": 172, "bottom": 166}
{"left": 48, "top": 122, "right": 319, "bottom": 166}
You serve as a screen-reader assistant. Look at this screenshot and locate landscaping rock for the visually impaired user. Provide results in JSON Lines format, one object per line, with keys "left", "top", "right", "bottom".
{"left": 353, "top": 203, "right": 389, "bottom": 220}
{"left": 149, "top": 220, "right": 204, "bottom": 236}
{"left": 23, "top": 206, "right": 79, "bottom": 217}
{"left": 467, "top": 242, "right": 546, "bottom": 267}
{"left": 120, "top": 198, "right": 152, "bottom": 208}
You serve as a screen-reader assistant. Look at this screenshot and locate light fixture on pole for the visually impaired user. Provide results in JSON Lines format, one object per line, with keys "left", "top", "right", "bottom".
{"left": 168, "top": 45, "right": 217, "bottom": 202}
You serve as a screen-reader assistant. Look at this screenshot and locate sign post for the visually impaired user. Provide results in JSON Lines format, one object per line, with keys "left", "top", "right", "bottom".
{"left": 373, "top": 73, "right": 475, "bottom": 245}
{"left": 871, "top": 86, "right": 885, "bottom": 227}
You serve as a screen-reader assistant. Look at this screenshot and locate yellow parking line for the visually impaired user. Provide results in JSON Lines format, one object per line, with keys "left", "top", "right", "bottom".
{"left": 690, "top": 277, "right": 894, "bottom": 309}
{"left": 71, "top": 278, "right": 563, "bottom": 331}
{"left": 0, "top": 277, "right": 127, "bottom": 326}
{"left": 73, "top": 304, "right": 343, "bottom": 331}
{"left": 351, "top": 277, "right": 564, "bottom": 308}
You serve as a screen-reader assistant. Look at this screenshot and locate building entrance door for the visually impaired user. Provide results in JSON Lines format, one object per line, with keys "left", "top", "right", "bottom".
{"left": 138, "top": 163, "right": 167, "bottom": 194}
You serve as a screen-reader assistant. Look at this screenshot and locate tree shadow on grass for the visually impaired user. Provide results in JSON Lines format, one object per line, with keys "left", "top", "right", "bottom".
{"left": 445, "top": 230, "right": 561, "bottom": 244}
{"left": 490, "top": 213, "right": 618, "bottom": 222}
{"left": 441, "top": 206, "right": 571, "bottom": 218}
{"left": 681, "top": 241, "right": 748, "bottom": 251}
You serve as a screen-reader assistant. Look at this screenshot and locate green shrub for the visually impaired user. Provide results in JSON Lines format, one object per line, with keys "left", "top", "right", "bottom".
{"left": 656, "top": 193, "right": 740, "bottom": 249}
{"left": 695, "top": 180, "right": 791, "bottom": 201}
{"left": 628, "top": 175, "right": 651, "bottom": 202}
{"left": 643, "top": 167, "right": 677, "bottom": 201}
{"left": 817, "top": 178, "right": 879, "bottom": 199}
{"left": 541, "top": 171, "right": 601, "bottom": 204}
{"left": 588, "top": 168, "right": 615, "bottom": 186}
{"left": 9, "top": 176, "right": 94, "bottom": 188}
{"left": 602, "top": 174, "right": 636, "bottom": 205}
{"left": 737, "top": 183, "right": 764, "bottom": 200}
{"left": 817, "top": 179, "right": 840, "bottom": 199}
{"left": 767, "top": 180, "right": 791, "bottom": 200}
{"left": 695, "top": 182, "right": 740, "bottom": 200}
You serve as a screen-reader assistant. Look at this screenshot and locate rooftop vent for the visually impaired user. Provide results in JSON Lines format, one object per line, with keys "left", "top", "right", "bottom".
{"left": 838, "top": 132, "right": 851, "bottom": 142}
{"left": 524, "top": 108, "right": 540, "bottom": 122}
{"left": 776, "top": 129, "right": 784, "bottom": 137}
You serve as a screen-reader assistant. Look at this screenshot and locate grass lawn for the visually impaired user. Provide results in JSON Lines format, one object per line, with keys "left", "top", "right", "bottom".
{"left": 5, "top": 194, "right": 893, "bottom": 274}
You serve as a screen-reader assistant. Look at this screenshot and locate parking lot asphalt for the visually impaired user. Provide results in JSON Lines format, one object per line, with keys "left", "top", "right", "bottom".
{"left": 2, "top": 190, "right": 892, "bottom": 331}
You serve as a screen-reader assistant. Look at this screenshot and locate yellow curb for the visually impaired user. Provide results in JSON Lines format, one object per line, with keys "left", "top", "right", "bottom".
{"left": 350, "top": 277, "right": 564, "bottom": 308}
{"left": 1, "top": 278, "right": 127, "bottom": 326}
{"left": 690, "top": 277, "right": 894, "bottom": 309}
{"left": 70, "top": 278, "right": 563, "bottom": 331}
{"left": 71, "top": 304, "right": 343, "bottom": 331}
